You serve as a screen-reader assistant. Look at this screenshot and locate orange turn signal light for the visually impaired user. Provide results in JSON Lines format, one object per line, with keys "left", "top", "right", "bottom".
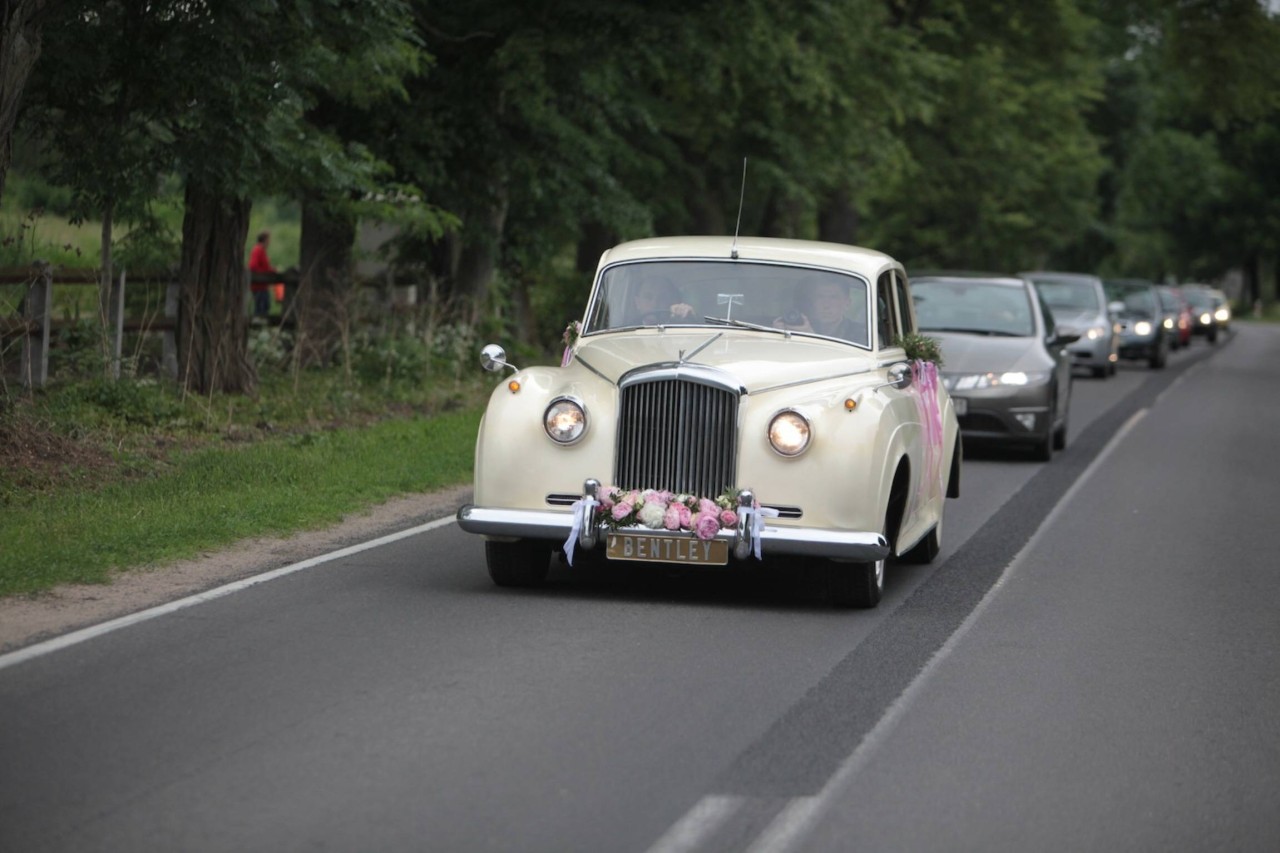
{"left": 844, "top": 398, "right": 857, "bottom": 411}
{"left": 507, "top": 380, "right": 521, "bottom": 394}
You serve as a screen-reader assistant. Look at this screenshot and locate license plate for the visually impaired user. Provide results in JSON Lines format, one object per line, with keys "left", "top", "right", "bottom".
{"left": 606, "top": 532, "right": 729, "bottom": 565}
{"left": 953, "top": 396, "right": 968, "bottom": 416}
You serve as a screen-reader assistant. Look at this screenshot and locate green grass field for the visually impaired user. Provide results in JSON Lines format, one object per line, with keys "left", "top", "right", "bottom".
{"left": 0, "top": 407, "right": 481, "bottom": 597}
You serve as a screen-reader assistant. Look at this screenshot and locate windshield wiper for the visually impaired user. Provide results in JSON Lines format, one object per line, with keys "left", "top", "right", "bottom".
{"left": 703, "top": 316, "right": 792, "bottom": 336}
{"left": 922, "top": 326, "right": 1025, "bottom": 337}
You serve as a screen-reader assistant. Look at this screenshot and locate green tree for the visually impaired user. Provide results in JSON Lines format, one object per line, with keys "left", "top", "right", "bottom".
{"left": 866, "top": 0, "right": 1106, "bottom": 271}
{"left": 0, "top": 0, "right": 51, "bottom": 204}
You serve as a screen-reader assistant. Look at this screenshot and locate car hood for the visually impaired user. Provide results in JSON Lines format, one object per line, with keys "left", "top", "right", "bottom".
{"left": 572, "top": 329, "right": 879, "bottom": 392}
{"left": 927, "top": 331, "right": 1051, "bottom": 374}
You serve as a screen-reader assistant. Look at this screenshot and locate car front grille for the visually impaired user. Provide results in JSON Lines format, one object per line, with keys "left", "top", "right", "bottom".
{"left": 615, "top": 377, "right": 739, "bottom": 498}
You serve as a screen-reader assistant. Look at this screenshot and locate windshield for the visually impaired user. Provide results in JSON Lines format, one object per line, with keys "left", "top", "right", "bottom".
{"left": 1183, "top": 289, "right": 1215, "bottom": 308}
{"left": 1031, "top": 279, "right": 1102, "bottom": 313}
{"left": 912, "top": 280, "right": 1035, "bottom": 336}
{"left": 583, "top": 260, "right": 871, "bottom": 347}
{"left": 1104, "top": 283, "right": 1158, "bottom": 319}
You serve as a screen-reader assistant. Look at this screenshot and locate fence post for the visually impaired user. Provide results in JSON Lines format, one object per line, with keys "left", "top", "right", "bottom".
{"left": 20, "top": 262, "right": 53, "bottom": 389}
{"left": 162, "top": 275, "right": 180, "bottom": 380}
{"left": 106, "top": 267, "right": 126, "bottom": 380}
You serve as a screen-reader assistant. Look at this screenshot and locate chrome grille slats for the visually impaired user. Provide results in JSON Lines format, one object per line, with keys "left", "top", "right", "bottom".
{"left": 615, "top": 374, "right": 739, "bottom": 497}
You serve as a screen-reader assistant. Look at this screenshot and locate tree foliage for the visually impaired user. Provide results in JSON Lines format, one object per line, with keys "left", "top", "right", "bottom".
{"left": 6, "top": 0, "right": 1280, "bottom": 392}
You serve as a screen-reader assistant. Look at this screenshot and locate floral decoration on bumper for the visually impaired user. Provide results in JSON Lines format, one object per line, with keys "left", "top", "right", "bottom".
{"left": 597, "top": 487, "right": 747, "bottom": 540}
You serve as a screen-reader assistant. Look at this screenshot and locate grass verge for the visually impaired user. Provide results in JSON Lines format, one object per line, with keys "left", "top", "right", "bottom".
{"left": 0, "top": 408, "right": 480, "bottom": 597}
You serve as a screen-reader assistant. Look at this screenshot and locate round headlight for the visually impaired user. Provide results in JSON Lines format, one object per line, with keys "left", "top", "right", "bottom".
{"left": 1134, "top": 321, "right": 1152, "bottom": 336}
{"left": 768, "top": 410, "right": 811, "bottom": 457}
{"left": 544, "top": 398, "right": 587, "bottom": 444}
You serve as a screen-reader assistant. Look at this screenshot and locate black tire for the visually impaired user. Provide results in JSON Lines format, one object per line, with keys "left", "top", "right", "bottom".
{"left": 901, "top": 520, "right": 941, "bottom": 565}
{"left": 828, "top": 556, "right": 884, "bottom": 609}
{"left": 1149, "top": 337, "right": 1168, "bottom": 369}
{"left": 485, "top": 539, "right": 551, "bottom": 587}
{"left": 1207, "top": 326, "right": 1218, "bottom": 344}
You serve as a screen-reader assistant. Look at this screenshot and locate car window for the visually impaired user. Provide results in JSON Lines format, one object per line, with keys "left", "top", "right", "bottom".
{"left": 1104, "top": 283, "right": 1158, "bottom": 318}
{"left": 1037, "top": 292, "right": 1056, "bottom": 336}
{"left": 585, "top": 260, "right": 871, "bottom": 347}
{"left": 876, "top": 272, "right": 897, "bottom": 348}
{"left": 894, "top": 271, "right": 915, "bottom": 336}
{"left": 912, "top": 280, "right": 1036, "bottom": 337}
{"left": 1032, "top": 279, "right": 1102, "bottom": 313}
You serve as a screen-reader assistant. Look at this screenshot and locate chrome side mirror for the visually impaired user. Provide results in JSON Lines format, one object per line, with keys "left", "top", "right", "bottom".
{"left": 479, "top": 343, "right": 518, "bottom": 373}
{"left": 878, "top": 362, "right": 913, "bottom": 392}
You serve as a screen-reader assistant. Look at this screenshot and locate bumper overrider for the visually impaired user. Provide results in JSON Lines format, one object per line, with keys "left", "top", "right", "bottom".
{"left": 456, "top": 480, "right": 890, "bottom": 564}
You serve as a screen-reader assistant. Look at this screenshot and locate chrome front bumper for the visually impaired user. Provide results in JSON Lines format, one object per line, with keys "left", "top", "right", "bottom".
{"left": 455, "top": 504, "right": 890, "bottom": 563}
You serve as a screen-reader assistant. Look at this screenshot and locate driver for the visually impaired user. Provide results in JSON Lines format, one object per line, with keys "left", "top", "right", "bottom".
{"left": 774, "top": 278, "right": 861, "bottom": 341}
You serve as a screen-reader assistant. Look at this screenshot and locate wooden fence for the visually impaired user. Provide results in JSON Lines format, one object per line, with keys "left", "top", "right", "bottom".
{"left": 0, "top": 264, "right": 313, "bottom": 389}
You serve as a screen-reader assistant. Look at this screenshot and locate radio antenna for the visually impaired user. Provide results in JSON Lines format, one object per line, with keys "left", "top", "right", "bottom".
{"left": 731, "top": 157, "right": 747, "bottom": 259}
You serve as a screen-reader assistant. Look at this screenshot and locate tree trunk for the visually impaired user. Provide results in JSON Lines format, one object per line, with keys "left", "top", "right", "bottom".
{"left": 454, "top": 184, "right": 509, "bottom": 325}
{"left": 819, "top": 189, "right": 860, "bottom": 245}
{"left": 177, "top": 181, "right": 256, "bottom": 395}
{"left": 296, "top": 198, "right": 355, "bottom": 367}
{"left": 575, "top": 222, "right": 615, "bottom": 275}
{"left": 0, "top": 0, "right": 49, "bottom": 202}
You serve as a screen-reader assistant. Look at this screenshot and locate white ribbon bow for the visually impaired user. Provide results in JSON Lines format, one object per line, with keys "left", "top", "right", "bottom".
{"left": 563, "top": 496, "right": 598, "bottom": 566}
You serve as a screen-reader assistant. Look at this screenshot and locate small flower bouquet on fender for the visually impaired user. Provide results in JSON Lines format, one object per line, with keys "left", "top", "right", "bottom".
{"left": 893, "top": 332, "right": 943, "bottom": 366}
{"left": 594, "top": 487, "right": 748, "bottom": 540}
{"left": 560, "top": 320, "right": 582, "bottom": 366}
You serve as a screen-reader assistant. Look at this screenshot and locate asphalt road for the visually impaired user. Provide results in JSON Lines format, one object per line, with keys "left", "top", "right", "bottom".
{"left": 2, "top": 325, "right": 1277, "bottom": 852}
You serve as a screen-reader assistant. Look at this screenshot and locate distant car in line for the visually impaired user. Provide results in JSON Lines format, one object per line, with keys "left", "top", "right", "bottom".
{"left": 912, "top": 273, "right": 1076, "bottom": 461}
{"left": 1103, "top": 279, "right": 1170, "bottom": 369}
{"left": 1022, "top": 271, "right": 1118, "bottom": 378}
{"left": 1181, "top": 285, "right": 1228, "bottom": 343}
{"left": 1156, "top": 285, "right": 1193, "bottom": 350}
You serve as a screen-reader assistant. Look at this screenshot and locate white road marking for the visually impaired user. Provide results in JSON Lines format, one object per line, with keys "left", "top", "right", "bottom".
{"left": 652, "top": 408, "right": 1151, "bottom": 853}
{"left": 645, "top": 795, "right": 745, "bottom": 853}
{"left": 0, "top": 515, "right": 458, "bottom": 672}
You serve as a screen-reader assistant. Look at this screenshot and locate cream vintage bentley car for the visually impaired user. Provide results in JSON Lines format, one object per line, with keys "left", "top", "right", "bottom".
{"left": 457, "top": 236, "right": 961, "bottom": 607}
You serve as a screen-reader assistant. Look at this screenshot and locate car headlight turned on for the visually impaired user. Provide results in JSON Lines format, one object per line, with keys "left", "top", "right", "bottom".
{"left": 768, "top": 410, "right": 811, "bottom": 457}
{"left": 949, "top": 371, "right": 1050, "bottom": 390}
{"left": 1215, "top": 307, "right": 1230, "bottom": 322}
{"left": 1163, "top": 317, "right": 1174, "bottom": 329}
{"left": 1086, "top": 324, "right": 1108, "bottom": 340}
{"left": 1200, "top": 312, "right": 1213, "bottom": 325}
{"left": 544, "top": 397, "right": 588, "bottom": 444}
{"left": 1134, "top": 321, "right": 1153, "bottom": 336}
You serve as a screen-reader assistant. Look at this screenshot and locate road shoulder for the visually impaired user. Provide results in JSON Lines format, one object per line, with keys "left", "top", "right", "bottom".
{"left": 0, "top": 485, "right": 472, "bottom": 653}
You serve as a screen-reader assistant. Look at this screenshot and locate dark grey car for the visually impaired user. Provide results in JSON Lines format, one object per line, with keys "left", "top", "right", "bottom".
{"left": 1103, "top": 278, "right": 1170, "bottom": 369}
{"left": 912, "top": 274, "right": 1076, "bottom": 461}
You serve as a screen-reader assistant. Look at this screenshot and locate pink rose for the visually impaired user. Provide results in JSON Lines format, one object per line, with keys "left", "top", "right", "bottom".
{"left": 612, "top": 501, "right": 633, "bottom": 521}
{"left": 719, "top": 509, "right": 738, "bottom": 528}
{"left": 698, "top": 498, "right": 718, "bottom": 517}
{"left": 663, "top": 505, "right": 682, "bottom": 530}
{"left": 599, "top": 489, "right": 616, "bottom": 511}
{"left": 626, "top": 490, "right": 642, "bottom": 506}
{"left": 694, "top": 512, "right": 721, "bottom": 540}
{"left": 677, "top": 504, "right": 693, "bottom": 528}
